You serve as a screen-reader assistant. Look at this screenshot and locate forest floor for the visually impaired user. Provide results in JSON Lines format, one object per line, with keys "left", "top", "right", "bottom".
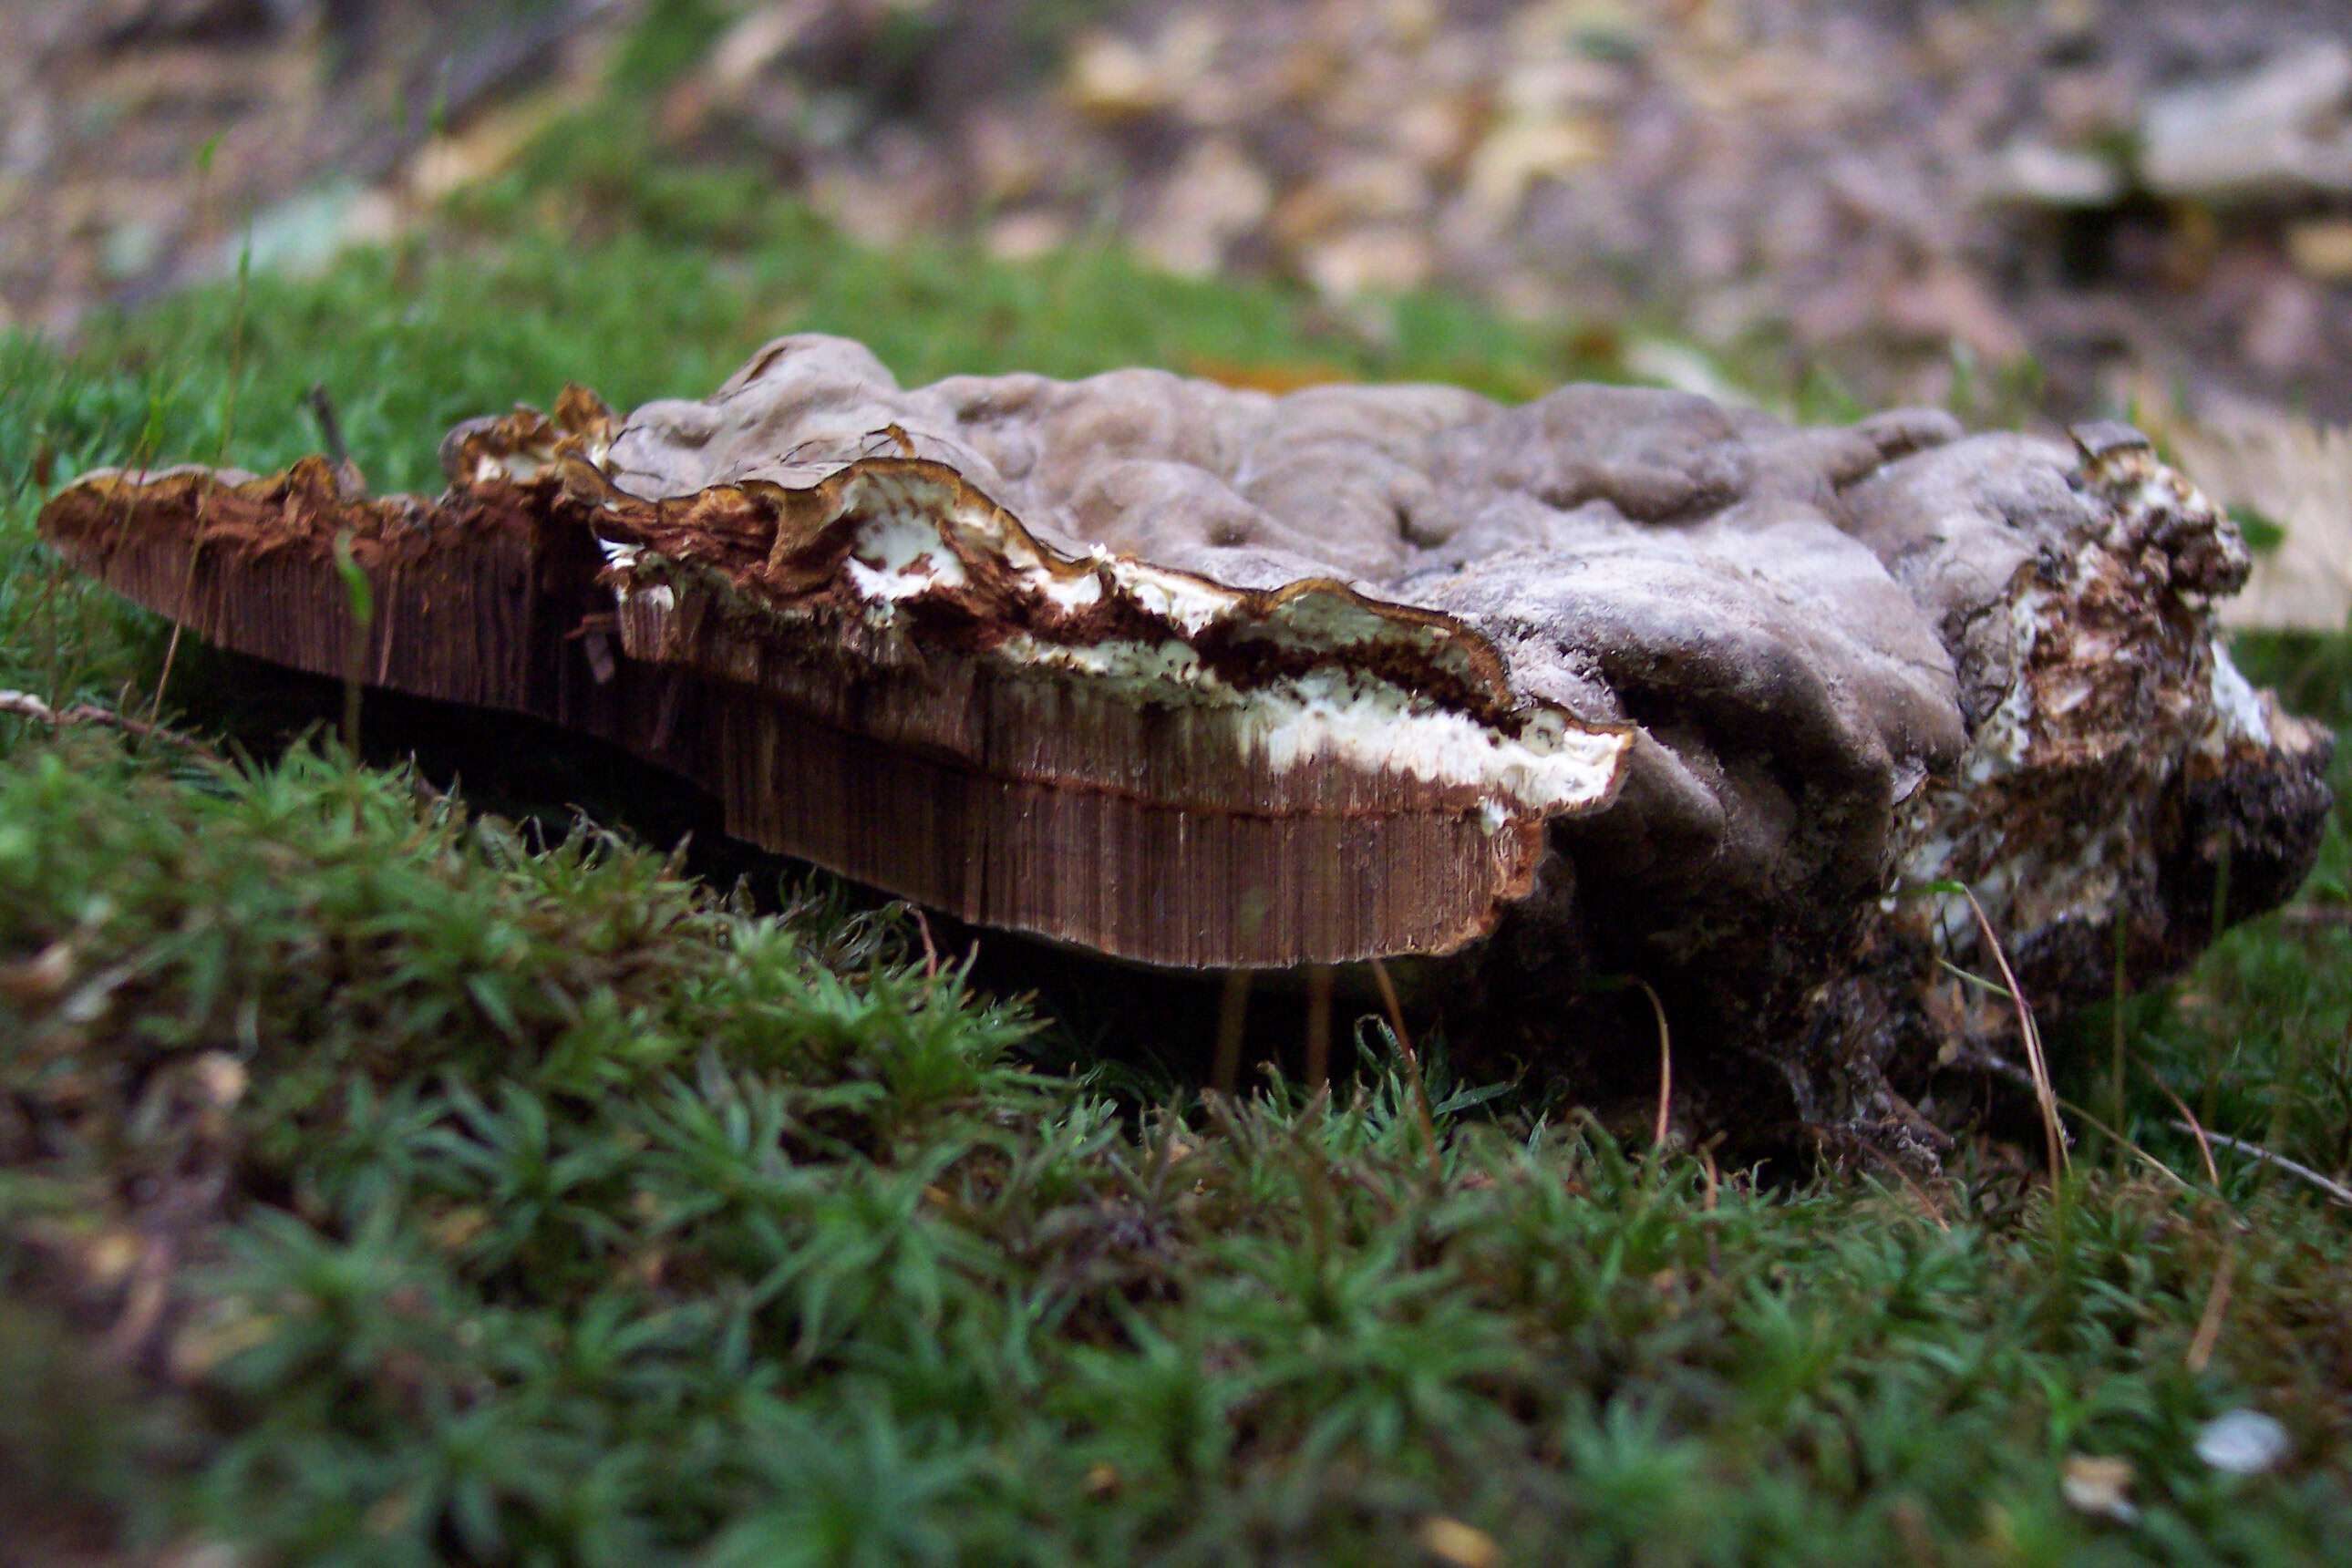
{"left": 16, "top": 1, "right": 2352, "bottom": 418}
{"left": 4, "top": 8, "right": 2351, "bottom": 1565}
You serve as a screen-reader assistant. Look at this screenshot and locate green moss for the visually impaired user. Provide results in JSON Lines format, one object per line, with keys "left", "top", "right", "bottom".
{"left": 2, "top": 88, "right": 2347, "bottom": 1566}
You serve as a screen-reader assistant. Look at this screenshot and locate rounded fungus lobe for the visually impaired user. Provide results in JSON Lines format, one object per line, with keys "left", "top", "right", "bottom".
{"left": 39, "top": 336, "right": 2331, "bottom": 1127}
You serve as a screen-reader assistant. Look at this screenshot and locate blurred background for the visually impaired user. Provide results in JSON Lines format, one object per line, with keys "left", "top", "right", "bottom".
{"left": 8, "top": 0, "right": 2348, "bottom": 624}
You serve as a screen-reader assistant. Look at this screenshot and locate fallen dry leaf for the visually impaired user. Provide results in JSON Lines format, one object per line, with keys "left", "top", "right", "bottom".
{"left": 1418, "top": 1515, "right": 1501, "bottom": 1568}
{"left": 2061, "top": 1454, "right": 2139, "bottom": 1524}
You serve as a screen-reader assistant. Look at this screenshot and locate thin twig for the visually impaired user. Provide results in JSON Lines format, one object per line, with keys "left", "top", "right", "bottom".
{"left": 0, "top": 689, "right": 220, "bottom": 758}
{"left": 2176, "top": 1123, "right": 2352, "bottom": 1207}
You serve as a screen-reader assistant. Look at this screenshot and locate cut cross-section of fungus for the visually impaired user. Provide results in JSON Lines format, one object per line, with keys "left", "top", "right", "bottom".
{"left": 39, "top": 335, "right": 2332, "bottom": 1139}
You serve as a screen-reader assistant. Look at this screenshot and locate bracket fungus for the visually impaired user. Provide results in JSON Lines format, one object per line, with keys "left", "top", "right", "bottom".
{"left": 39, "top": 336, "right": 2332, "bottom": 1139}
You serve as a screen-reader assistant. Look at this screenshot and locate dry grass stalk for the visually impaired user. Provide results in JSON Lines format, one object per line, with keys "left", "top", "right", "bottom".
{"left": 2056, "top": 1094, "right": 2196, "bottom": 1196}
{"left": 2149, "top": 1074, "right": 2224, "bottom": 1189}
{"left": 2186, "top": 1239, "right": 2239, "bottom": 1374}
{"left": 1368, "top": 957, "right": 1442, "bottom": 1182}
{"left": 1958, "top": 886, "right": 2068, "bottom": 1180}
{"left": 1633, "top": 976, "right": 1672, "bottom": 1151}
{"left": 147, "top": 535, "right": 204, "bottom": 727}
